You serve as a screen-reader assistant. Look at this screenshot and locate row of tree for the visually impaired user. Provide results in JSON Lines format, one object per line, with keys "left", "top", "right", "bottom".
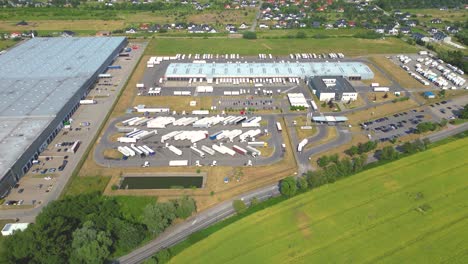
{"left": 2, "top": 193, "right": 196, "bottom": 264}
{"left": 345, "top": 140, "right": 379, "bottom": 156}
{"left": 376, "top": 0, "right": 465, "bottom": 10}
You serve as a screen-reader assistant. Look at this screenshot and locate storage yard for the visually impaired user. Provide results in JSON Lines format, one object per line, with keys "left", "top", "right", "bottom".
{"left": 98, "top": 114, "right": 284, "bottom": 168}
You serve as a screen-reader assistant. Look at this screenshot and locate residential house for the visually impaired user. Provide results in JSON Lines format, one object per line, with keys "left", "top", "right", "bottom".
{"left": 412, "top": 33, "right": 429, "bottom": 43}
{"left": 239, "top": 23, "right": 249, "bottom": 29}
{"left": 96, "top": 31, "right": 111, "bottom": 37}
{"left": 125, "top": 28, "right": 137, "bottom": 34}
{"left": 431, "top": 18, "right": 442, "bottom": 24}
{"left": 433, "top": 32, "right": 449, "bottom": 42}
{"left": 400, "top": 27, "right": 411, "bottom": 34}
{"left": 312, "top": 21, "right": 321, "bottom": 28}
{"left": 61, "top": 30, "right": 75, "bottom": 37}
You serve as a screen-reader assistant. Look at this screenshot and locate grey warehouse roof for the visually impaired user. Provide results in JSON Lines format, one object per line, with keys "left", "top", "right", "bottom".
{"left": 308, "top": 76, "right": 356, "bottom": 93}
{"left": 165, "top": 62, "right": 374, "bottom": 79}
{"left": 0, "top": 37, "right": 126, "bottom": 180}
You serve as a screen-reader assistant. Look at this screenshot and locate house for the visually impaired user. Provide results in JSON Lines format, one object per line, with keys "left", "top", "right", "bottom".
{"left": 433, "top": 32, "right": 449, "bottom": 42}
{"left": 259, "top": 23, "right": 269, "bottom": 29}
{"left": 431, "top": 18, "right": 442, "bottom": 24}
{"left": 405, "top": 20, "right": 417, "bottom": 27}
{"left": 125, "top": 28, "right": 137, "bottom": 34}
{"left": 394, "top": 10, "right": 402, "bottom": 15}
{"left": 334, "top": 19, "right": 347, "bottom": 28}
{"left": 312, "top": 21, "right": 321, "bottom": 28}
{"left": 400, "top": 27, "right": 411, "bottom": 34}
{"left": 428, "top": 28, "right": 438, "bottom": 35}
{"left": 446, "top": 26, "right": 459, "bottom": 34}
{"left": 147, "top": 25, "right": 160, "bottom": 33}
{"left": 139, "top": 23, "right": 150, "bottom": 30}
{"left": 10, "top": 32, "right": 21, "bottom": 39}
{"left": 96, "top": 31, "right": 111, "bottom": 37}
{"left": 348, "top": 21, "right": 356, "bottom": 27}
{"left": 239, "top": 23, "right": 249, "bottom": 29}
{"left": 374, "top": 27, "right": 385, "bottom": 34}
{"left": 386, "top": 27, "right": 399, "bottom": 36}
{"left": 412, "top": 33, "right": 429, "bottom": 43}
{"left": 61, "top": 30, "right": 75, "bottom": 37}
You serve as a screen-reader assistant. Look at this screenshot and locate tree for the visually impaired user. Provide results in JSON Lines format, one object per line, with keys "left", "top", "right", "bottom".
{"left": 173, "top": 196, "right": 196, "bottom": 219}
{"left": 280, "top": 177, "right": 297, "bottom": 197}
{"left": 346, "top": 145, "right": 359, "bottom": 156}
{"left": 379, "top": 146, "right": 399, "bottom": 161}
{"left": 142, "top": 203, "right": 176, "bottom": 235}
{"left": 233, "top": 200, "right": 247, "bottom": 214}
{"left": 70, "top": 221, "right": 112, "bottom": 264}
{"left": 459, "top": 104, "right": 468, "bottom": 119}
{"left": 296, "top": 31, "right": 306, "bottom": 39}
{"left": 296, "top": 177, "right": 308, "bottom": 190}
{"left": 250, "top": 197, "right": 259, "bottom": 206}
{"left": 242, "top": 31, "right": 257, "bottom": 39}
{"left": 154, "top": 249, "right": 171, "bottom": 264}
{"left": 317, "top": 155, "right": 330, "bottom": 167}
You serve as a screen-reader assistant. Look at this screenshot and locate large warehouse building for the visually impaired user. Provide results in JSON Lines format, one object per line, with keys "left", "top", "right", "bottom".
{"left": 164, "top": 62, "right": 374, "bottom": 82}
{"left": 0, "top": 37, "right": 127, "bottom": 197}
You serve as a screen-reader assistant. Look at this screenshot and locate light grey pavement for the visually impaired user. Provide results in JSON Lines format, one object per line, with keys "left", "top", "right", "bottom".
{"left": 250, "top": 0, "right": 263, "bottom": 31}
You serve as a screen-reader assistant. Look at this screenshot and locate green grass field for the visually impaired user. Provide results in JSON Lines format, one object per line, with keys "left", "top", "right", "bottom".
{"left": 170, "top": 137, "right": 468, "bottom": 264}
{"left": 0, "top": 40, "right": 16, "bottom": 50}
{"left": 147, "top": 37, "right": 419, "bottom": 56}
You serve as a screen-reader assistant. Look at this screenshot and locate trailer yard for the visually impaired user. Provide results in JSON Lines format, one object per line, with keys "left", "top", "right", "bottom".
{"left": 97, "top": 114, "right": 284, "bottom": 168}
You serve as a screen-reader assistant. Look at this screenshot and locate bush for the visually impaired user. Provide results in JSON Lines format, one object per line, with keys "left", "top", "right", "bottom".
{"left": 280, "top": 177, "right": 297, "bottom": 197}
{"left": 296, "top": 31, "right": 306, "bottom": 39}
{"left": 242, "top": 31, "right": 257, "bottom": 39}
{"left": 233, "top": 200, "right": 247, "bottom": 214}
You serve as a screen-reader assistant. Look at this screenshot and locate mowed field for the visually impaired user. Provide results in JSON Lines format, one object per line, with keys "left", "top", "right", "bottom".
{"left": 170, "top": 138, "right": 468, "bottom": 264}
{"left": 148, "top": 37, "right": 419, "bottom": 56}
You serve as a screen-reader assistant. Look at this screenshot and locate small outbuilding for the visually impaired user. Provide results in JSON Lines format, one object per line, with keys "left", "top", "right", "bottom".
{"left": 1, "top": 223, "right": 29, "bottom": 236}
{"left": 423, "top": 91, "right": 436, "bottom": 99}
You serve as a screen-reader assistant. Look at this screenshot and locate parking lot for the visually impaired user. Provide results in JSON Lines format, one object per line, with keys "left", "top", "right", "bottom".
{"left": 96, "top": 115, "right": 285, "bottom": 168}
{"left": 360, "top": 108, "right": 434, "bottom": 142}
{"left": 429, "top": 98, "right": 466, "bottom": 120}
{"left": 2, "top": 42, "right": 145, "bottom": 209}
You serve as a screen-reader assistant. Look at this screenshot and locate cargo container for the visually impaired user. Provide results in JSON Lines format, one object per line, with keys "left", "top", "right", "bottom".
{"left": 79, "top": 99, "right": 97, "bottom": 105}
{"left": 232, "top": 145, "right": 247, "bottom": 155}
{"left": 248, "top": 141, "right": 267, "bottom": 147}
{"left": 122, "top": 146, "right": 135, "bottom": 157}
{"left": 373, "top": 87, "right": 390, "bottom": 92}
{"left": 246, "top": 146, "right": 261, "bottom": 156}
{"left": 138, "top": 146, "right": 150, "bottom": 156}
{"left": 130, "top": 144, "right": 144, "bottom": 157}
{"left": 220, "top": 145, "right": 236, "bottom": 156}
{"left": 168, "top": 145, "right": 183, "bottom": 156}
{"left": 209, "top": 131, "right": 223, "bottom": 140}
{"left": 297, "top": 139, "right": 308, "bottom": 152}
{"left": 190, "top": 146, "right": 205, "bottom": 158}
{"left": 169, "top": 160, "right": 188, "bottom": 166}
{"left": 212, "top": 144, "right": 226, "bottom": 154}
{"left": 117, "top": 137, "right": 137, "bottom": 143}
{"left": 98, "top": 74, "right": 112, "bottom": 78}
{"left": 201, "top": 145, "right": 215, "bottom": 155}
{"left": 142, "top": 145, "right": 155, "bottom": 156}
{"left": 276, "top": 122, "right": 282, "bottom": 132}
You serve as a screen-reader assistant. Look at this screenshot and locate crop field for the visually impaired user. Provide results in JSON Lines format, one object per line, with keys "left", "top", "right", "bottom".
{"left": 147, "top": 37, "right": 420, "bottom": 56}
{"left": 170, "top": 137, "right": 468, "bottom": 264}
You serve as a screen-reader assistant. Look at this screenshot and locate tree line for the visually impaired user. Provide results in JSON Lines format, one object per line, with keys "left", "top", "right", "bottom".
{"left": 376, "top": 0, "right": 466, "bottom": 10}
{"left": 2, "top": 193, "right": 196, "bottom": 264}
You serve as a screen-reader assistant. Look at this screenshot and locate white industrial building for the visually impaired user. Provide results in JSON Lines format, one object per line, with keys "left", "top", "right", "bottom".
{"left": 308, "top": 76, "right": 358, "bottom": 102}
{"left": 164, "top": 62, "right": 374, "bottom": 83}
{"left": 0, "top": 37, "right": 127, "bottom": 197}
{"left": 1, "top": 223, "right": 29, "bottom": 236}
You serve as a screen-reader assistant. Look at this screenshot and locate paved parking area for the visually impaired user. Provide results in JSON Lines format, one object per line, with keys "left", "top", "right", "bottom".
{"left": 96, "top": 115, "right": 285, "bottom": 168}
{"left": 429, "top": 98, "right": 466, "bottom": 120}
{"left": 360, "top": 108, "right": 435, "bottom": 142}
